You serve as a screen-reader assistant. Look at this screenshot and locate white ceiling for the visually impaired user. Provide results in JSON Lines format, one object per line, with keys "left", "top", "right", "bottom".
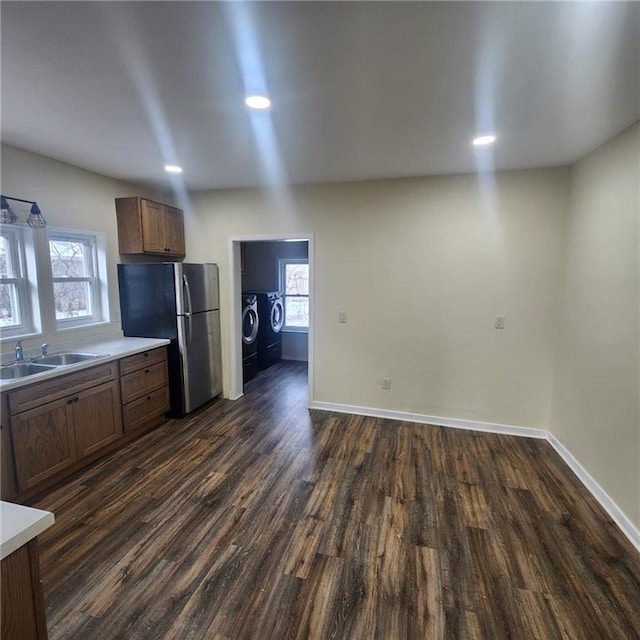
{"left": 2, "top": 2, "right": 639, "bottom": 191}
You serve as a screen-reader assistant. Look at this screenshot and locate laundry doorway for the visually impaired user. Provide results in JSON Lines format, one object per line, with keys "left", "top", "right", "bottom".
{"left": 228, "top": 234, "right": 314, "bottom": 401}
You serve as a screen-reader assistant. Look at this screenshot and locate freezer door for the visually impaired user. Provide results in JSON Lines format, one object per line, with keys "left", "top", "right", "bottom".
{"left": 177, "top": 309, "right": 222, "bottom": 413}
{"left": 118, "top": 263, "right": 178, "bottom": 339}
{"left": 175, "top": 263, "right": 219, "bottom": 315}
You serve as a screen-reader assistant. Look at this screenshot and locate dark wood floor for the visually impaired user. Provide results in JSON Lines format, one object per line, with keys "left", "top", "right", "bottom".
{"left": 31, "top": 361, "right": 640, "bottom": 639}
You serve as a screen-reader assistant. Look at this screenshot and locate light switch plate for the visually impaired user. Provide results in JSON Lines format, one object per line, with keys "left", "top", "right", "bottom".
{"left": 495, "top": 315, "right": 506, "bottom": 329}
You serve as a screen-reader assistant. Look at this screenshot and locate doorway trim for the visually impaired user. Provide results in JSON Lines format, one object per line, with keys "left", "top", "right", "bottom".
{"left": 227, "top": 233, "right": 314, "bottom": 402}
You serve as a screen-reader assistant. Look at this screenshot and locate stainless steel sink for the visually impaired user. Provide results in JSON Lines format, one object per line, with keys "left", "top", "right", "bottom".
{"left": 37, "top": 352, "right": 103, "bottom": 366}
{"left": 0, "top": 362, "right": 57, "bottom": 380}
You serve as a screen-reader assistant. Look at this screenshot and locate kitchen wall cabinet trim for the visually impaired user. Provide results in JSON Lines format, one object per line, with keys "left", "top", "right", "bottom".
{"left": 115, "top": 196, "right": 185, "bottom": 257}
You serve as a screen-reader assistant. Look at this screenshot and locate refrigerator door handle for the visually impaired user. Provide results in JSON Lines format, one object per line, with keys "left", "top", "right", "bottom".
{"left": 183, "top": 274, "right": 193, "bottom": 347}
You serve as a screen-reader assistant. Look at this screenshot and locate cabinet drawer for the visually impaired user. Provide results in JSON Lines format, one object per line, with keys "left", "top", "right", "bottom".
{"left": 123, "top": 386, "right": 169, "bottom": 433}
{"left": 119, "top": 348, "right": 166, "bottom": 376}
{"left": 8, "top": 362, "right": 118, "bottom": 416}
{"left": 120, "top": 361, "right": 167, "bottom": 403}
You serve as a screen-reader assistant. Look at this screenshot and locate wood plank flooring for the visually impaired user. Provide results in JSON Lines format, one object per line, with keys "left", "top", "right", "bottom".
{"left": 30, "top": 361, "right": 640, "bottom": 639}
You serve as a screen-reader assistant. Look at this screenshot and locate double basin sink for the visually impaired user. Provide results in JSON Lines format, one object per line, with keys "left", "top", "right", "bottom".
{"left": 0, "top": 352, "right": 105, "bottom": 381}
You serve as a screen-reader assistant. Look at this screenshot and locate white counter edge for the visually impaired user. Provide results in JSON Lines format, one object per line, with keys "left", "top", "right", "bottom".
{"left": 1, "top": 501, "right": 55, "bottom": 560}
{"left": 0, "top": 337, "right": 170, "bottom": 392}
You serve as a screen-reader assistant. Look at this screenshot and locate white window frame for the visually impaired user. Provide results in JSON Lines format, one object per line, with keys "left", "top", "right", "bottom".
{"left": 0, "top": 225, "right": 36, "bottom": 339}
{"left": 47, "top": 229, "right": 106, "bottom": 330}
{"left": 279, "top": 258, "right": 309, "bottom": 333}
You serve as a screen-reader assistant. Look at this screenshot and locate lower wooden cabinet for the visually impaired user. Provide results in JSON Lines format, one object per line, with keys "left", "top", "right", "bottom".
{"left": 11, "top": 398, "right": 77, "bottom": 491}
{"left": 122, "top": 386, "right": 169, "bottom": 433}
{"left": 72, "top": 379, "right": 123, "bottom": 458}
{"left": 1, "top": 540, "right": 48, "bottom": 640}
{"left": 120, "top": 349, "right": 170, "bottom": 433}
{"left": 5, "top": 347, "right": 168, "bottom": 499}
{"left": 1, "top": 394, "right": 19, "bottom": 501}
{"left": 11, "top": 379, "right": 122, "bottom": 492}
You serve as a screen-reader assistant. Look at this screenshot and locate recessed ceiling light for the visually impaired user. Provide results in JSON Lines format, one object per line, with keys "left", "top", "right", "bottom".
{"left": 473, "top": 135, "right": 497, "bottom": 147}
{"left": 165, "top": 165, "right": 183, "bottom": 174}
{"left": 245, "top": 95, "right": 271, "bottom": 110}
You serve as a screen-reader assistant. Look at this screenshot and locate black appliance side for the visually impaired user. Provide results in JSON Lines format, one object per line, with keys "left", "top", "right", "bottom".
{"left": 250, "top": 291, "right": 283, "bottom": 370}
{"left": 117, "top": 263, "right": 184, "bottom": 416}
{"left": 241, "top": 294, "right": 259, "bottom": 384}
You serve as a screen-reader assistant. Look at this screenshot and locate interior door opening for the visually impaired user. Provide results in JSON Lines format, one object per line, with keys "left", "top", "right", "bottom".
{"left": 228, "top": 235, "right": 313, "bottom": 402}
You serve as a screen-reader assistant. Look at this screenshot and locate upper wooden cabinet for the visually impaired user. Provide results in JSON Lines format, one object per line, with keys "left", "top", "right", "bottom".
{"left": 115, "top": 197, "right": 185, "bottom": 258}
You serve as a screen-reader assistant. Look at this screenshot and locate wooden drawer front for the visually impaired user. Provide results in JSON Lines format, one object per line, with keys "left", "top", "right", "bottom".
{"left": 8, "top": 362, "right": 118, "bottom": 416}
{"left": 121, "top": 362, "right": 167, "bottom": 404}
{"left": 123, "top": 387, "right": 169, "bottom": 433}
{"left": 119, "top": 348, "right": 166, "bottom": 376}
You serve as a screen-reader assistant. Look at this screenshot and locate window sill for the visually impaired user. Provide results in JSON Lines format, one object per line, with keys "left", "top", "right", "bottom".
{"left": 0, "top": 330, "right": 44, "bottom": 344}
{"left": 55, "top": 319, "right": 112, "bottom": 334}
{"left": 282, "top": 327, "right": 309, "bottom": 334}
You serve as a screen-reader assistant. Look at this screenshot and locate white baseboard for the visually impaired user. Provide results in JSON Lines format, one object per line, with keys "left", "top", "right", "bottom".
{"left": 308, "top": 401, "right": 547, "bottom": 439}
{"left": 308, "top": 400, "right": 640, "bottom": 553}
{"left": 547, "top": 433, "right": 640, "bottom": 553}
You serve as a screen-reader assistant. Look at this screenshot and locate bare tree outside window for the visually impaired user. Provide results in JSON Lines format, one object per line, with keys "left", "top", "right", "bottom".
{"left": 49, "top": 234, "right": 98, "bottom": 321}
{"left": 281, "top": 260, "right": 309, "bottom": 329}
{"left": 0, "top": 229, "right": 27, "bottom": 329}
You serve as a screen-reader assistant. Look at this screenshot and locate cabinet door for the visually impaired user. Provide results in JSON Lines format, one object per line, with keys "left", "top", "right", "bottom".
{"left": 164, "top": 206, "right": 185, "bottom": 256}
{"left": 1, "top": 542, "right": 48, "bottom": 640}
{"left": 72, "top": 380, "right": 123, "bottom": 458}
{"left": 1, "top": 394, "right": 18, "bottom": 501}
{"left": 1, "top": 423, "right": 18, "bottom": 501}
{"left": 140, "top": 199, "right": 167, "bottom": 254}
{"left": 11, "top": 399, "right": 76, "bottom": 492}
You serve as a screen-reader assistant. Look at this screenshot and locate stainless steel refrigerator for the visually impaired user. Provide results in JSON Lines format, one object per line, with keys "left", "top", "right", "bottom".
{"left": 118, "top": 263, "right": 222, "bottom": 416}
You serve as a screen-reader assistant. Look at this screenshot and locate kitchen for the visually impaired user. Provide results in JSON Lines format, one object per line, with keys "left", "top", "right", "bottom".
{"left": 1, "top": 2, "right": 640, "bottom": 638}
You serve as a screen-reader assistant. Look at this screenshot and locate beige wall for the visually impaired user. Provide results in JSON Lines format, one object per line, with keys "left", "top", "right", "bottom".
{"left": 3, "top": 128, "right": 637, "bottom": 530}
{"left": 188, "top": 168, "right": 569, "bottom": 429}
{"left": 550, "top": 122, "right": 640, "bottom": 527}
{"left": 0, "top": 144, "right": 157, "bottom": 356}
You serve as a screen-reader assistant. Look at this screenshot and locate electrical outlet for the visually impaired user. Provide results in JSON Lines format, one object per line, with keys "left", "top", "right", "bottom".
{"left": 338, "top": 311, "right": 347, "bottom": 324}
{"left": 495, "top": 315, "right": 506, "bottom": 330}
{"left": 382, "top": 377, "right": 391, "bottom": 390}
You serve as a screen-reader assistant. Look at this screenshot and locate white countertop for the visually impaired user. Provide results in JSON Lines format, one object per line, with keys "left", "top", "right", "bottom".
{"left": 1, "top": 501, "right": 55, "bottom": 560}
{"left": 0, "top": 336, "right": 170, "bottom": 392}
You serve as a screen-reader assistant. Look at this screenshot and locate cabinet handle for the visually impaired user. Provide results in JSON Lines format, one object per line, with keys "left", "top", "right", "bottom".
{"left": 146, "top": 396, "right": 152, "bottom": 401}
{"left": 144, "top": 352, "right": 149, "bottom": 357}
{"left": 74, "top": 397, "right": 80, "bottom": 403}
{"left": 145, "top": 368, "right": 150, "bottom": 374}
{"left": 67, "top": 399, "right": 73, "bottom": 405}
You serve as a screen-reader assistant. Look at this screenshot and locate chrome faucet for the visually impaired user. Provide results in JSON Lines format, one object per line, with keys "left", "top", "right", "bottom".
{"left": 41, "top": 343, "right": 49, "bottom": 357}
{"left": 15, "top": 340, "right": 24, "bottom": 362}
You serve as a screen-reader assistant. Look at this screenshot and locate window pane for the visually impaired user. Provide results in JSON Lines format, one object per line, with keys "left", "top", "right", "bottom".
{"left": 53, "top": 281, "right": 92, "bottom": 319}
{"left": 285, "top": 263, "right": 309, "bottom": 296}
{"left": 285, "top": 296, "right": 309, "bottom": 327}
{"left": 0, "top": 235, "right": 16, "bottom": 278}
{"left": 0, "top": 283, "right": 21, "bottom": 326}
{"left": 49, "top": 239, "right": 91, "bottom": 277}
